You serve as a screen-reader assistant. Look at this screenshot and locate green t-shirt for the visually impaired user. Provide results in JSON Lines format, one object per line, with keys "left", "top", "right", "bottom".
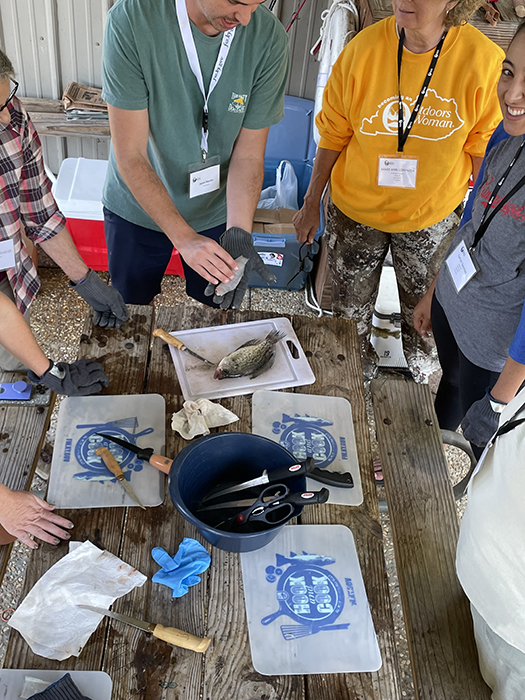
{"left": 101, "top": 0, "right": 289, "bottom": 232}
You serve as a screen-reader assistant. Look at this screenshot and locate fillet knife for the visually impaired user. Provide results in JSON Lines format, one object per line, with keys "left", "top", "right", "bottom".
{"left": 95, "top": 447, "right": 146, "bottom": 509}
{"left": 153, "top": 328, "right": 215, "bottom": 365}
{"left": 78, "top": 604, "right": 210, "bottom": 653}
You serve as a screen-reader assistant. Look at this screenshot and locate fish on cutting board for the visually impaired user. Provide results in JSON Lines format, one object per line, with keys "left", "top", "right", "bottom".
{"left": 214, "top": 330, "right": 285, "bottom": 380}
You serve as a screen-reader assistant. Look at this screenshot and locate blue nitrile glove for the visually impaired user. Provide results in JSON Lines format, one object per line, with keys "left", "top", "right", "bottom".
{"left": 461, "top": 389, "right": 506, "bottom": 447}
{"left": 151, "top": 538, "right": 211, "bottom": 598}
{"left": 204, "top": 227, "right": 276, "bottom": 309}
{"left": 70, "top": 269, "right": 129, "bottom": 328}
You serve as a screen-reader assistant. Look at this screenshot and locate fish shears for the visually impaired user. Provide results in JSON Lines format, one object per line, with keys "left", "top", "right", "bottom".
{"left": 96, "top": 433, "right": 173, "bottom": 474}
{"left": 200, "top": 483, "right": 330, "bottom": 530}
{"left": 201, "top": 456, "right": 353, "bottom": 503}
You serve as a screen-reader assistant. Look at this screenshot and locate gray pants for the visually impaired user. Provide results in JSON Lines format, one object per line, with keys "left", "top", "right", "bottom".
{"left": 471, "top": 604, "right": 525, "bottom": 700}
{"left": 0, "top": 276, "right": 30, "bottom": 373}
{"left": 325, "top": 200, "right": 461, "bottom": 378}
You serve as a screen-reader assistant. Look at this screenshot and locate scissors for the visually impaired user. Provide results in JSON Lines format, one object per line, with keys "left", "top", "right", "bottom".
{"left": 200, "top": 483, "right": 329, "bottom": 531}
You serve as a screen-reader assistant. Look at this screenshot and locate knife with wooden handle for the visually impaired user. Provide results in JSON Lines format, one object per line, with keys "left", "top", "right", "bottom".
{"left": 96, "top": 447, "right": 147, "bottom": 509}
{"left": 78, "top": 604, "right": 211, "bottom": 653}
{"left": 153, "top": 328, "right": 215, "bottom": 365}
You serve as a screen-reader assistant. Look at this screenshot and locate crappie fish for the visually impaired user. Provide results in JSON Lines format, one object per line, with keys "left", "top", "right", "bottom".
{"left": 214, "top": 330, "right": 285, "bottom": 380}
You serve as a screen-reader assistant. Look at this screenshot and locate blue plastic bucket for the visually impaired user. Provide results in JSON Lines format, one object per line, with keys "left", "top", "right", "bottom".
{"left": 168, "top": 432, "right": 305, "bottom": 553}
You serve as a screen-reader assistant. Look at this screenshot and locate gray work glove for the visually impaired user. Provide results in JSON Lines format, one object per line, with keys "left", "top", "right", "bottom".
{"left": 28, "top": 358, "right": 110, "bottom": 397}
{"left": 461, "top": 390, "right": 506, "bottom": 447}
{"left": 204, "top": 227, "right": 276, "bottom": 309}
{"left": 27, "top": 673, "right": 93, "bottom": 700}
{"left": 70, "top": 269, "right": 129, "bottom": 328}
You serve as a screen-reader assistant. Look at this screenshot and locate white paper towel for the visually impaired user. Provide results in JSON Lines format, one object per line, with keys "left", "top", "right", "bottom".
{"left": 8, "top": 540, "right": 146, "bottom": 660}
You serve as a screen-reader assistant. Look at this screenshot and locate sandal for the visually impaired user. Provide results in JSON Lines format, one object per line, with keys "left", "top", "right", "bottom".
{"left": 373, "top": 458, "right": 384, "bottom": 486}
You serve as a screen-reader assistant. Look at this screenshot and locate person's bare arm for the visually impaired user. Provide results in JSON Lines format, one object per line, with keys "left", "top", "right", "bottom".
{"left": 38, "top": 227, "right": 89, "bottom": 284}
{"left": 471, "top": 155, "right": 483, "bottom": 186}
{"left": 226, "top": 126, "right": 269, "bottom": 232}
{"left": 490, "top": 356, "right": 525, "bottom": 404}
{"left": 293, "top": 147, "right": 341, "bottom": 244}
{"left": 108, "top": 104, "right": 236, "bottom": 285}
{"left": 0, "top": 294, "right": 50, "bottom": 376}
{"left": 413, "top": 274, "right": 439, "bottom": 338}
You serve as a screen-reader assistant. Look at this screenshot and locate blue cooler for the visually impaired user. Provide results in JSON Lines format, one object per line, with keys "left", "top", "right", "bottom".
{"left": 248, "top": 96, "right": 323, "bottom": 291}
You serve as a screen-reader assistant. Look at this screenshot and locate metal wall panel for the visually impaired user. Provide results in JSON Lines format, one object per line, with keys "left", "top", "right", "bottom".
{"left": 0, "top": 0, "right": 327, "bottom": 172}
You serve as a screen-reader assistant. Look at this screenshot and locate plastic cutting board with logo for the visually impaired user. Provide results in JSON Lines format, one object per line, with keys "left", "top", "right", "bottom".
{"left": 47, "top": 394, "right": 165, "bottom": 509}
{"left": 241, "top": 524, "right": 382, "bottom": 675}
{"left": 252, "top": 391, "right": 362, "bottom": 506}
{"left": 166, "top": 317, "right": 315, "bottom": 401}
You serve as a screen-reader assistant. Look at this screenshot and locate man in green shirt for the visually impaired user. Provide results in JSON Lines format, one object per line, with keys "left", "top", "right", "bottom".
{"left": 102, "top": 0, "right": 289, "bottom": 308}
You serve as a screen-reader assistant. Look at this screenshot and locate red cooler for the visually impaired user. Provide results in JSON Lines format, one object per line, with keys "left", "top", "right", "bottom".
{"left": 52, "top": 157, "right": 184, "bottom": 275}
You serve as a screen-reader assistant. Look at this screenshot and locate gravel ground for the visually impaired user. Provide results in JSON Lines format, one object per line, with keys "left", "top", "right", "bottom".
{"left": 0, "top": 268, "right": 471, "bottom": 695}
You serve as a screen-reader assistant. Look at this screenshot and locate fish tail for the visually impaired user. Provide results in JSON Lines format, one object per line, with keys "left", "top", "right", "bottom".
{"left": 275, "top": 554, "right": 288, "bottom": 566}
{"left": 265, "top": 330, "right": 286, "bottom": 344}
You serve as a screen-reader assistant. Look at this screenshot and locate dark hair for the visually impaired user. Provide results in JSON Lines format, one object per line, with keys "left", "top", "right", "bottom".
{"left": 509, "top": 20, "right": 525, "bottom": 48}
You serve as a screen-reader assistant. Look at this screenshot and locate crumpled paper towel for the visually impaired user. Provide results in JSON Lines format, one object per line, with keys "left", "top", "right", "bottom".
{"left": 171, "top": 398, "right": 238, "bottom": 439}
{"left": 8, "top": 540, "right": 146, "bottom": 660}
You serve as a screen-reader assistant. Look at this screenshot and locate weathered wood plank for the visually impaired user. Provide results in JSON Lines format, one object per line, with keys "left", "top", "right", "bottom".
{"left": 20, "top": 97, "right": 64, "bottom": 113}
{"left": 0, "top": 373, "right": 55, "bottom": 584}
{"left": 293, "top": 316, "right": 402, "bottom": 700}
{"left": 371, "top": 379, "right": 490, "bottom": 700}
{"left": 4, "top": 307, "right": 154, "bottom": 670}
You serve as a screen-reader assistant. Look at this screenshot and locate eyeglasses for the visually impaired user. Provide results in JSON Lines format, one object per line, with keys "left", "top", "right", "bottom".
{"left": 0, "top": 80, "right": 19, "bottom": 113}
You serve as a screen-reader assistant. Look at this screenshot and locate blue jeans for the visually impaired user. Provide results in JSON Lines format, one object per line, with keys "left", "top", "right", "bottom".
{"left": 103, "top": 207, "right": 226, "bottom": 305}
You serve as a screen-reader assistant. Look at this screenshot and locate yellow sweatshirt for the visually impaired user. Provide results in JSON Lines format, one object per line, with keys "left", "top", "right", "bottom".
{"left": 317, "top": 16, "right": 504, "bottom": 232}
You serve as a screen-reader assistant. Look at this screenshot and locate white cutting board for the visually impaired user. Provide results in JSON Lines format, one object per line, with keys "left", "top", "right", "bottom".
{"left": 252, "top": 391, "right": 363, "bottom": 506}
{"left": 0, "top": 670, "right": 112, "bottom": 699}
{"left": 241, "top": 525, "right": 382, "bottom": 675}
{"left": 167, "top": 317, "right": 315, "bottom": 400}
{"left": 47, "top": 394, "right": 165, "bottom": 509}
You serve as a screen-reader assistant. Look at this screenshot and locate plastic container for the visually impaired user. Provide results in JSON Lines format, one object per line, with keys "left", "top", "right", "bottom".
{"left": 168, "top": 432, "right": 306, "bottom": 553}
{"left": 249, "top": 96, "right": 322, "bottom": 291}
{"left": 53, "top": 157, "right": 183, "bottom": 275}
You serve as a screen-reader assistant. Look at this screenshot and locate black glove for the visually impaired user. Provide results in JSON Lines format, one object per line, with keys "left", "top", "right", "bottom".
{"left": 28, "top": 359, "right": 110, "bottom": 397}
{"left": 204, "top": 227, "right": 276, "bottom": 309}
{"left": 461, "top": 390, "right": 506, "bottom": 447}
{"left": 70, "top": 269, "right": 129, "bottom": 328}
{"left": 28, "top": 673, "right": 93, "bottom": 700}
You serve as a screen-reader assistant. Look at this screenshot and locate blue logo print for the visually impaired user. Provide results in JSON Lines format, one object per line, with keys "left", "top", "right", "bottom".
{"left": 272, "top": 413, "right": 338, "bottom": 469}
{"left": 70, "top": 418, "right": 154, "bottom": 482}
{"left": 261, "top": 550, "right": 350, "bottom": 640}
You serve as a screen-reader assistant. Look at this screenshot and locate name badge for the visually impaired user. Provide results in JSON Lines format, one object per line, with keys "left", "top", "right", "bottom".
{"left": 445, "top": 240, "right": 477, "bottom": 292}
{"left": 0, "top": 239, "right": 15, "bottom": 271}
{"left": 377, "top": 155, "right": 418, "bottom": 189}
{"left": 189, "top": 162, "right": 220, "bottom": 199}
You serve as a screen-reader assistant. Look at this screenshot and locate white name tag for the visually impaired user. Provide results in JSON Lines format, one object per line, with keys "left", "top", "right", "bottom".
{"left": 189, "top": 163, "right": 220, "bottom": 199}
{"left": 0, "top": 239, "right": 15, "bottom": 271}
{"left": 445, "top": 240, "right": 477, "bottom": 292}
{"left": 378, "top": 156, "right": 418, "bottom": 189}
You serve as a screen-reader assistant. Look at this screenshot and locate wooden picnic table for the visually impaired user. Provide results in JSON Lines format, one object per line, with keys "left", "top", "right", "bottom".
{"left": 3, "top": 305, "right": 402, "bottom": 699}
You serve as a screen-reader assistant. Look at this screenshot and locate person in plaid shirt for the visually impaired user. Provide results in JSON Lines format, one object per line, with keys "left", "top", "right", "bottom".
{"left": 0, "top": 49, "right": 128, "bottom": 376}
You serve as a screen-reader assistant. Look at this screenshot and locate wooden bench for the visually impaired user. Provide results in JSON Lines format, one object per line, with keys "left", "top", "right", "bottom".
{"left": 20, "top": 97, "right": 110, "bottom": 139}
{"left": 0, "top": 373, "right": 55, "bottom": 586}
{"left": 371, "top": 378, "right": 490, "bottom": 700}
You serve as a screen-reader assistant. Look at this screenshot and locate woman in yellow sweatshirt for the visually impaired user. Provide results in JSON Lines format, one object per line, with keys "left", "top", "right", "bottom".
{"left": 293, "top": 0, "right": 503, "bottom": 380}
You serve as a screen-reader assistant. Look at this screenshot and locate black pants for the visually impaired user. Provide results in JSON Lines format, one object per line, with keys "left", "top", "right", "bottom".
{"left": 103, "top": 207, "right": 226, "bottom": 306}
{"left": 432, "top": 295, "right": 500, "bottom": 459}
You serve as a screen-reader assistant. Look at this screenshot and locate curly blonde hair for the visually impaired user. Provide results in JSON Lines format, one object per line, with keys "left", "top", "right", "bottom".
{"left": 445, "top": 0, "right": 485, "bottom": 29}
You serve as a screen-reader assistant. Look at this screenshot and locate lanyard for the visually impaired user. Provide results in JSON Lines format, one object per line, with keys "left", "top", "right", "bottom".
{"left": 175, "top": 0, "right": 235, "bottom": 160}
{"left": 396, "top": 28, "right": 446, "bottom": 154}
{"left": 471, "top": 138, "right": 525, "bottom": 251}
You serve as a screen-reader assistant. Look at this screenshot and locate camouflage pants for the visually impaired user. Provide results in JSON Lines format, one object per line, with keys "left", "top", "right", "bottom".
{"left": 325, "top": 200, "right": 462, "bottom": 377}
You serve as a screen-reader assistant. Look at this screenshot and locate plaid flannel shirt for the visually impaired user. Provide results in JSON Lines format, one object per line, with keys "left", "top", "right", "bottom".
{"left": 0, "top": 97, "right": 66, "bottom": 314}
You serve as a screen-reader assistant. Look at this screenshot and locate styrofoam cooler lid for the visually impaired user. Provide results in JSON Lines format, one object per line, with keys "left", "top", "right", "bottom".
{"left": 53, "top": 157, "right": 108, "bottom": 221}
{"left": 241, "top": 524, "right": 382, "bottom": 675}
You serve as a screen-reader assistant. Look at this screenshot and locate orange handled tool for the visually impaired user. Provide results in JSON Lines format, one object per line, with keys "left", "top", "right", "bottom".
{"left": 153, "top": 328, "right": 214, "bottom": 365}
{"left": 96, "top": 434, "right": 173, "bottom": 475}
